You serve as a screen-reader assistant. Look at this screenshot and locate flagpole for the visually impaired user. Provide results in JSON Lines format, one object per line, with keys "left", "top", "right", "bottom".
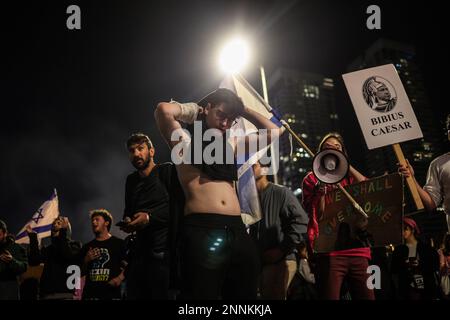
{"left": 260, "top": 66, "right": 279, "bottom": 185}
{"left": 236, "top": 74, "right": 368, "bottom": 218}
{"left": 260, "top": 66, "right": 269, "bottom": 103}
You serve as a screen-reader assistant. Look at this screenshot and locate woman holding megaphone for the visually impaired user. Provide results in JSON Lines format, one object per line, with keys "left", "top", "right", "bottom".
{"left": 301, "top": 132, "right": 375, "bottom": 300}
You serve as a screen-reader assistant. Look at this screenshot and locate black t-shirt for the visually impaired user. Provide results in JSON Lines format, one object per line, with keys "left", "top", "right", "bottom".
{"left": 124, "top": 166, "right": 170, "bottom": 253}
{"left": 80, "top": 236, "right": 126, "bottom": 300}
{"left": 185, "top": 121, "right": 237, "bottom": 182}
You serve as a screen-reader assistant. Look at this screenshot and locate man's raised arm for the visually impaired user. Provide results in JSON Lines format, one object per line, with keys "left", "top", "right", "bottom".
{"left": 154, "top": 101, "right": 200, "bottom": 149}
{"left": 239, "top": 106, "right": 285, "bottom": 149}
{"left": 242, "top": 107, "right": 279, "bottom": 131}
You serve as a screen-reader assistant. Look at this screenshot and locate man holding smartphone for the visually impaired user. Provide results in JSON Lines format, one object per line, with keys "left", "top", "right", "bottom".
{"left": 120, "top": 133, "right": 173, "bottom": 299}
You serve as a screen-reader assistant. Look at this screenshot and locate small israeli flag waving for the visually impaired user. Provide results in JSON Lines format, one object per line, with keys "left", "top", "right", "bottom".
{"left": 15, "top": 189, "right": 60, "bottom": 244}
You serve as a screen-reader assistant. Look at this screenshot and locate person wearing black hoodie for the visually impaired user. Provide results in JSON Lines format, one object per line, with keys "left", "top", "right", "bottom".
{"left": 0, "top": 219, "right": 28, "bottom": 300}
{"left": 26, "top": 216, "right": 81, "bottom": 300}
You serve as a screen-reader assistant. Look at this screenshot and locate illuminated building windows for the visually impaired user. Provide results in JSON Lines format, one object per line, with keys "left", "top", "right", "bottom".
{"left": 303, "top": 85, "right": 320, "bottom": 99}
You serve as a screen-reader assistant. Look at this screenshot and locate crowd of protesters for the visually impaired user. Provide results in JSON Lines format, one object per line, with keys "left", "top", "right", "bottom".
{"left": 1, "top": 92, "right": 449, "bottom": 300}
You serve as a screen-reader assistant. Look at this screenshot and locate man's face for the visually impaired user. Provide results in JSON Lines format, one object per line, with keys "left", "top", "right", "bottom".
{"left": 204, "top": 103, "right": 237, "bottom": 134}
{"left": 91, "top": 216, "right": 108, "bottom": 235}
{"left": 0, "top": 229, "right": 5, "bottom": 243}
{"left": 128, "top": 142, "right": 154, "bottom": 170}
{"left": 376, "top": 84, "right": 391, "bottom": 101}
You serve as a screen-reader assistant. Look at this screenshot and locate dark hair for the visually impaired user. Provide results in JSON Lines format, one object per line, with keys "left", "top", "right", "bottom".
{"left": 446, "top": 114, "right": 450, "bottom": 130}
{"left": 197, "top": 88, "right": 245, "bottom": 118}
{"left": 318, "top": 132, "right": 348, "bottom": 156}
{"left": 403, "top": 217, "right": 420, "bottom": 237}
{"left": 52, "top": 217, "right": 72, "bottom": 238}
{"left": 89, "top": 209, "right": 113, "bottom": 231}
{"left": 126, "top": 133, "right": 153, "bottom": 150}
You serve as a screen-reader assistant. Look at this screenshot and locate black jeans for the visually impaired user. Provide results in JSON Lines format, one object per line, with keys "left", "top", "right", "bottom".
{"left": 180, "top": 213, "right": 260, "bottom": 300}
{"left": 125, "top": 235, "right": 170, "bottom": 300}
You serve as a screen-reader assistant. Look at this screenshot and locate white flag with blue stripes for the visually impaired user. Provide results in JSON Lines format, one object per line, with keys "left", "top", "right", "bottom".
{"left": 220, "top": 75, "right": 282, "bottom": 225}
{"left": 15, "top": 189, "right": 60, "bottom": 244}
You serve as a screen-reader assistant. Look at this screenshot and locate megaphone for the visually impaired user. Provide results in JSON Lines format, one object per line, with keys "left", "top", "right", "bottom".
{"left": 312, "top": 149, "right": 349, "bottom": 184}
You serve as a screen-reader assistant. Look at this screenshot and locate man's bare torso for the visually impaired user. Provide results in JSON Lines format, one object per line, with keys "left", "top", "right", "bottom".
{"left": 176, "top": 163, "right": 241, "bottom": 216}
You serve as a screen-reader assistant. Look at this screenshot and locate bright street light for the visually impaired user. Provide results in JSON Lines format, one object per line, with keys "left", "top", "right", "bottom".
{"left": 219, "top": 38, "right": 250, "bottom": 74}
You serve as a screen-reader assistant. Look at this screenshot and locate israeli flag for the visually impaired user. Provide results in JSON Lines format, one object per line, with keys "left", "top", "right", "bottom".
{"left": 220, "top": 75, "right": 282, "bottom": 225}
{"left": 16, "top": 189, "right": 60, "bottom": 244}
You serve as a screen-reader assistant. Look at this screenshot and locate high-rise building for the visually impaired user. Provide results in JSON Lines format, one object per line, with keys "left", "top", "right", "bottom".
{"left": 347, "top": 39, "right": 444, "bottom": 189}
{"left": 268, "top": 68, "right": 339, "bottom": 192}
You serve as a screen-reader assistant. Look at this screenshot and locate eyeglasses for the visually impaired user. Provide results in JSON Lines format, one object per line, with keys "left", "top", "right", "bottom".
{"left": 215, "top": 110, "right": 238, "bottom": 127}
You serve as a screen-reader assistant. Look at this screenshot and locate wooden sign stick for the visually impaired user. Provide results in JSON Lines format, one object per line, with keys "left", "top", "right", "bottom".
{"left": 392, "top": 143, "right": 424, "bottom": 210}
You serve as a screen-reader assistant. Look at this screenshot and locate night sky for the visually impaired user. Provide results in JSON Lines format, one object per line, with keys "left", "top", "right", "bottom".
{"left": 1, "top": 0, "right": 448, "bottom": 242}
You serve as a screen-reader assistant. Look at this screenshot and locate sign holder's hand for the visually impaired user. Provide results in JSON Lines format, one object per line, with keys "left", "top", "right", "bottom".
{"left": 393, "top": 144, "right": 424, "bottom": 210}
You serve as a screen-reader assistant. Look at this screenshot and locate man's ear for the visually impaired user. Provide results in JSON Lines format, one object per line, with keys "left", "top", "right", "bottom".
{"left": 203, "top": 102, "right": 211, "bottom": 115}
{"left": 149, "top": 147, "right": 155, "bottom": 158}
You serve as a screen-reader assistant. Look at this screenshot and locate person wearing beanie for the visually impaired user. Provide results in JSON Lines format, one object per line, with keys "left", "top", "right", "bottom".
{"left": 391, "top": 217, "right": 440, "bottom": 299}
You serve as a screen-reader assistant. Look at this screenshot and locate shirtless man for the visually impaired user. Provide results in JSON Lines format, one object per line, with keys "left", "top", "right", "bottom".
{"left": 154, "top": 88, "right": 283, "bottom": 299}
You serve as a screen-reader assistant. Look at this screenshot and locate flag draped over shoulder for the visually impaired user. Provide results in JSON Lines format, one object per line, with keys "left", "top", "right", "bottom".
{"left": 219, "top": 75, "right": 281, "bottom": 225}
{"left": 15, "top": 189, "right": 60, "bottom": 244}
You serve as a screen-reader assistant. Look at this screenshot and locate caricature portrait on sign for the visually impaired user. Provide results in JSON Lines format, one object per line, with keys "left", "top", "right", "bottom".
{"left": 362, "top": 76, "right": 397, "bottom": 113}
{"left": 343, "top": 64, "right": 423, "bottom": 150}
